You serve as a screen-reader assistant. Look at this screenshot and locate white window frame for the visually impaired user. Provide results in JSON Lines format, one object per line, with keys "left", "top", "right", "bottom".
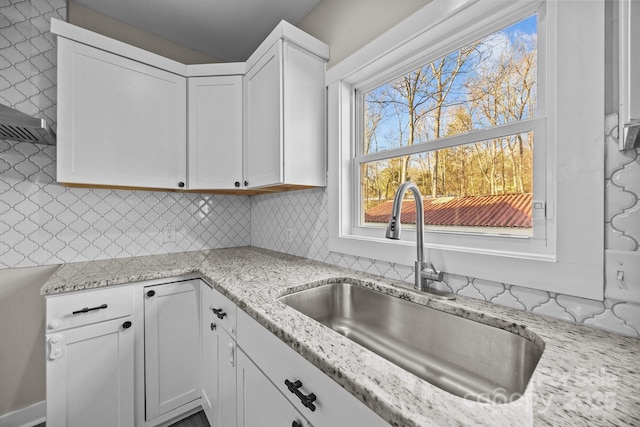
{"left": 327, "top": 0, "right": 605, "bottom": 300}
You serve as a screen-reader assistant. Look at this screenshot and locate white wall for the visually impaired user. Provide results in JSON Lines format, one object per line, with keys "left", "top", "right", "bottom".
{"left": 0, "top": 265, "right": 56, "bottom": 417}
{"left": 298, "top": 0, "right": 432, "bottom": 67}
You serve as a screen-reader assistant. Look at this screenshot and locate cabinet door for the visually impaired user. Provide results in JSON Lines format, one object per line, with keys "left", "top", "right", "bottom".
{"left": 218, "top": 328, "right": 237, "bottom": 427}
{"left": 56, "top": 37, "right": 187, "bottom": 189}
{"left": 46, "top": 317, "right": 134, "bottom": 427}
{"left": 243, "top": 41, "right": 283, "bottom": 189}
{"left": 201, "top": 284, "right": 217, "bottom": 423}
{"left": 188, "top": 75, "right": 243, "bottom": 190}
{"left": 282, "top": 41, "right": 327, "bottom": 187}
{"left": 144, "top": 280, "right": 200, "bottom": 421}
{"left": 237, "top": 348, "right": 309, "bottom": 427}
{"left": 202, "top": 283, "right": 237, "bottom": 427}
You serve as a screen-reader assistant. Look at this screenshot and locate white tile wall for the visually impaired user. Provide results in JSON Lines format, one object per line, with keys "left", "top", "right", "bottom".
{"left": 0, "top": 138, "right": 251, "bottom": 268}
{"left": 251, "top": 141, "right": 640, "bottom": 338}
{"left": 0, "top": 0, "right": 251, "bottom": 269}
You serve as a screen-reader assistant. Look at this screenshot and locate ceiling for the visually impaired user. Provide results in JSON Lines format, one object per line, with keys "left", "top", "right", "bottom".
{"left": 72, "top": 0, "right": 322, "bottom": 62}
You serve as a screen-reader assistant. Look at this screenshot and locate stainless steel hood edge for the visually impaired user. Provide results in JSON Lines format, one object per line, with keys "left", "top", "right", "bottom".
{"left": 0, "top": 103, "right": 56, "bottom": 146}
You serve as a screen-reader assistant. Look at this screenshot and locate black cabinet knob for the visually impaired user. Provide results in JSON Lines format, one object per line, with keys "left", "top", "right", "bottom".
{"left": 147, "top": 290, "right": 156, "bottom": 297}
{"left": 234, "top": 181, "right": 240, "bottom": 187}
{"left": 178, "top": 182, "right": 185, "bottom": 188}
{"left": 122, "top": 321, "right": 132, "bottom": 329}
{"left": 292, "top": 422, "right": 302, "bottom": 427}
{"left": 244, "top": 180, "right": 248, "bottom": 187}
{"left": 210, "top": 322, "right": 216, "bottom": 331}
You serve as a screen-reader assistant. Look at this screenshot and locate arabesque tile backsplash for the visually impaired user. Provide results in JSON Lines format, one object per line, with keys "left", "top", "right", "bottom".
{"left": 0, "top": 0, "right": 250, "bottom": 268}
{"left": 251, "top": 134, "right": 640, "bottom": 338}
{"left": 1, "top": 0, "right": 639, "bottom": 339}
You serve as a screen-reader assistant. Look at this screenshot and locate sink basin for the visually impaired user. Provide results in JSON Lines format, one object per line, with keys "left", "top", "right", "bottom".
{"left": 279, "top": 282, "right": 543, "bottom": 403}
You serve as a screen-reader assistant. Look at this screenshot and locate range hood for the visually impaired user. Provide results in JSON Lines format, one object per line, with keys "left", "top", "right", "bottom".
{"left": 0, "top": 103, "right": 56, "bottom": 145}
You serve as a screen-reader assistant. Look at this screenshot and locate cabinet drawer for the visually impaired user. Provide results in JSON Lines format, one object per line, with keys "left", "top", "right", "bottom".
{"left": 46, "top": 286, "right": 134, "bottom": 332}
{"left": 203, "top": 282, "right": 237, "bottom": 336}
{"left": 236, "top": 310, "right": 389, "bottom": 427}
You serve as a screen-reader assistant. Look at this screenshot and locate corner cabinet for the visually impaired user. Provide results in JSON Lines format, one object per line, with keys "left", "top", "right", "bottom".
{"left": 51, "top": 18, "right": 328, "bottom": 194}
{"left": 56, "top": 36, "right": 187, "bottom": 190}
{"left": 243, "top": 37, "right": 327, "bottom": 190}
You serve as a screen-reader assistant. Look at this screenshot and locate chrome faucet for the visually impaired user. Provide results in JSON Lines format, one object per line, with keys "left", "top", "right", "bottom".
{"left": 385, "top": 182, "right": 454, "bottom": 299}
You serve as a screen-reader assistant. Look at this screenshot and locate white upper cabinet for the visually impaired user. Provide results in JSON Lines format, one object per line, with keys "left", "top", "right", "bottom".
{"left": 188, "top": 75, "right": 243, "bottom": 190}
{"left": 56, "top": 36, "right": 187, "bottom": 190}
{"left": 244, "top": 26, "right": 328, "bottom": 190}
{"left": 51, "top": 18, "right": 328, "bottom": 193}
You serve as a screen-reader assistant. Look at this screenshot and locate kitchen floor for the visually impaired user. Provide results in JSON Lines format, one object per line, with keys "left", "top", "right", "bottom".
{"left": 169, "top": 410, "right": 210, "bottom": 427}
{"left": 35, "top": 410, "right": 210, "bottom": 427}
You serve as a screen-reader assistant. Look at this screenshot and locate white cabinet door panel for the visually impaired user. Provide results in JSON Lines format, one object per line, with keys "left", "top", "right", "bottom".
{"left": 144, "top": 280, "right": 200, "bottom": 420}
{"left": 237, "top": 348, "right": 308, "bottom": 427}
{"left": 243, "top": 42, "right": 283, "bottom": 188}
{"left": 57, "top": 38, "right": 186, "bottom": 189}
{"left": 46, "top": 317, "right": 134, "bottom": 427}
{"left": 188, "top": 75, "right": 243, "bottom": 189}
{"left": 201, "top": 282, "right": 237, "bottom": 427}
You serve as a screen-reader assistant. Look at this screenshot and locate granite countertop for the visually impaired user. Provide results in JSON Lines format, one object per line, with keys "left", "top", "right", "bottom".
{"left": 42, "top": 247, "right": 640, "bottom": 427}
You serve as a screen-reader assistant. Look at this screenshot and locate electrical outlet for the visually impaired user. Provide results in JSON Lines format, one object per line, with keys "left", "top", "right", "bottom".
{"left": 163, "top": 226, "right": 176, "bottom": 243}
{"left": 286, "top": 227, "right": 294, "bottom": 243}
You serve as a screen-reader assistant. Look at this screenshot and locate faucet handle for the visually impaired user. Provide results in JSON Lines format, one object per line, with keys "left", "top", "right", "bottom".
{"left": 421, "top": 265, "right": 444, "bottom": 282}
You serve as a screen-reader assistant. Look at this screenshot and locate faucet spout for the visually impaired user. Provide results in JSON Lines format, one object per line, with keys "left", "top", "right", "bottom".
{"left": 385, "top": 182, "right": 452, "bottom": 299}
{"left": 385, "top": 182, "right": 424, "bottom": 270}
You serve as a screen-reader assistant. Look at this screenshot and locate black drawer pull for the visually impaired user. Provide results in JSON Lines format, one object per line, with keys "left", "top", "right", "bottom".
{"left": 292, "top": 421, "right": 302, "bottom": 427}
{"left": 285, "top": 379, "right": 316, "bottom": 412}
{"left": 212, "top": 308, "right": 227, "bottom": 319}
{"left": 147, "top": 290, "right": 155, "bottom": 297}
{"left": 72, "top": 304, "right": 107, "bottom": 315}
{"left": 122, "top": 321, "right": 132, "bottom": 329}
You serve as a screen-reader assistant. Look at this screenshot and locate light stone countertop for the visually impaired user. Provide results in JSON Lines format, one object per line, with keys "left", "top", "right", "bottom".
{"left": 41, "top": 247, "right": 640, "bottom": 427}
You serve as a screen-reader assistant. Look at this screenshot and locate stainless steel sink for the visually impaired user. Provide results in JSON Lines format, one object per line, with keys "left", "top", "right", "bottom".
{"left": 279, "top": 282, "right": 543, "bottom": 403}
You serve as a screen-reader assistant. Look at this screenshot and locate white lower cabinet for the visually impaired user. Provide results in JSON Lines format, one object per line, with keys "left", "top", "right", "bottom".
{"left": 144, "top": 280, "right": 201, "bottom": 421}
{"left": 46, "top": 277, "right": 388, "bottom": 427}
{"left": 45, "top": 286, "right": 135, "bottom": 427}
{"left": 237, "top": 348, "right": 310, "bottom": 427}
{"left": 201, "top": 282, "right": 237, "bottom": 427}
{"left": 237, "top": 310, "right": 390, "bottom": 427}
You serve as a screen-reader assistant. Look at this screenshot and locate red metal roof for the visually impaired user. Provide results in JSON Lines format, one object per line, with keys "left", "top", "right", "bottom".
{"left": 365, "top": 193, "right": 532, "bottom": 228}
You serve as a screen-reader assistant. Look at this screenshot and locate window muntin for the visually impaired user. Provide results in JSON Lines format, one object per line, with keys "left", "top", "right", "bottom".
{"left": 360, "top": 132, "right": 533, "bottom": 236}
{"left": 357, "top": 15, "right": 537, "bottom": 237}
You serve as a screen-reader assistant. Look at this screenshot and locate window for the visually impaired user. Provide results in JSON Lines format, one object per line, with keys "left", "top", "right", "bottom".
{"left": 327, "top": 0, "right": 605, "bottom": 300}
{"left": 357, "top": 16, "right": 537, "bottom": 237}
